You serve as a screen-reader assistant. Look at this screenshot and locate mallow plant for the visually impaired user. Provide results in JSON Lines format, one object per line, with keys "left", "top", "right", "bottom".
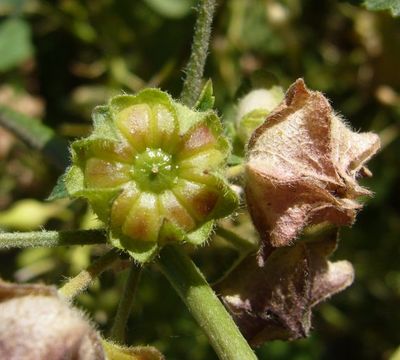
{"left": 0, "top": 1, "right": 381, "bottom": 359}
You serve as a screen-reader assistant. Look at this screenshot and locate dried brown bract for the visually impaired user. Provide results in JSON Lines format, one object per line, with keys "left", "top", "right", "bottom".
{"left": 246, "top": 79, "right": 380, "bottom": 249}
{"left": 216, "top": 230, "right": 354, "bottom": 346}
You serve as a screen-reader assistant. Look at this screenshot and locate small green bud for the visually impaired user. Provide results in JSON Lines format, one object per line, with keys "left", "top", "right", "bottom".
{"left": 236, "top": 86, "right": 284, "bottom": 143}
{"left": 61, "top": 89, "right": 238, "bottom": 262}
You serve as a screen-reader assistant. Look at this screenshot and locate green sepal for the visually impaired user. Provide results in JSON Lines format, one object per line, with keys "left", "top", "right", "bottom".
{"left": 91, "top": 105, "right": 119, "bottom": 141}
{"left": 49, "top": 163, "right": 120, "bottom": 223}
{"left": 47, "top": 164, "right": 83, "bottom": 200}
{"left": 80, "top": 188, "right": 121, "bottom": 223}
{"left": 71, "top": 138, "right": 131, "bottom": 165}
{"left": 175, "top": 102, "right": 207, "bottom": 135}
{"left": 159, "top": 219, "right": 186, "bottom": 245}
{"left": 47, "top": 172, "right": 69, "bottom": 200}
{"left": 109, "top": 88, "right": 177, "bottom": 118}
{"left": 202, "top": 113, "right": 231, "bottom": 158}
{"left": 185, "top": 221, "right": 214, "bottom": 246}
{"left": 195, "top": 79, "right": 215, "bottom": 111}
{"left": 179, "top": 110, "right": 231, "bottom": 159}
{"left": 158, "top": 219, "right": 214, "bottom": 247}
{"left": 109, "top": 231, "right": 159, "bottom": 264}
{"left": 64, "top": 165, "right": 85, "bottom": 195}
{"left": 206, "top": 175, "right": 239, "bottom": 221}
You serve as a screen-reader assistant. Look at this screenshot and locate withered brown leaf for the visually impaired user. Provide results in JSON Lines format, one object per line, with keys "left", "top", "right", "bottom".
{"left": 246, "top": 79, "right": 380, "bottom": 248}
{"left": 216, "top": 229, "right": 354, "bottom": 346}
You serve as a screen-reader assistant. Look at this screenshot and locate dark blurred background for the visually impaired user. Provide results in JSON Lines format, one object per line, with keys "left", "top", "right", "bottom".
{"left": 0, "top": 0, "right": 399, "bottom": 359}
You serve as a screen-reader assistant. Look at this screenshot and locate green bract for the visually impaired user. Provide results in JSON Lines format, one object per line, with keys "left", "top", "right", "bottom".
{"left": 59, "top": 89, "right": 238, "bottom": 263}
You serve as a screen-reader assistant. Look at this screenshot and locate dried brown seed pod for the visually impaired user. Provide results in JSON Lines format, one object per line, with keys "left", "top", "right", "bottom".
{"left": 246, "top": 79, "right": 380, "bottom": 249}
{"left": 0, "top": 280, "right": 105, "bottom": 360}
{"left": 216, "top": 229, "right": 354, "bottom": 346}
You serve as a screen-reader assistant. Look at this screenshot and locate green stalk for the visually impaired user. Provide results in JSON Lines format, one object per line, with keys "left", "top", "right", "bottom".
{"left": 110, "top": 262, "right": 143, "bottom": 343}
{"left": 0, "top": 105, "right": 69, "bottom": 170}
{"left": 180, "top": 0, "right": 217, "bottom": 107}
{"left": 59, "top": 249, "right": 120, "bottom": 299}
{"left": 176, "top": 5, "right": 257, "bottom": 356}
{"left": 158, "top": 245, "right": 257, "bottom": 360}
{"left": 215, "top": 226, "right": 258, "bottom": 254}
{"left": 0, "top": 230, "right": 107, "bottom": 249}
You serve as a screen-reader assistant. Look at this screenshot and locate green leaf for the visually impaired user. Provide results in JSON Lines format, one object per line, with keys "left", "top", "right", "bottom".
{"left": 195, "top": 79, "right": 215, "bottom": 111}
{"left": 0, "top": 18, "right": 33, "bottom": 71}
{"left": 0, "top": 0, "right": 27, "bottom": 15}
{"left": 363, "top": 0, "right": 400, "bottom": 16}
{"left": 143, "top": 0, "right": 196, "bottom": 19}
{"left": 0, "top": 199, "right": 70, "bottom": 231}
{"left": 0, "top": 105, "right": 70, "bottom": 170}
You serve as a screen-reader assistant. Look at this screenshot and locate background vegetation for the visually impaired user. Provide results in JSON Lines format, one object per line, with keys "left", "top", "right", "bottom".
{"left": 0, "top": 0, "right": 399, "bottom": 359}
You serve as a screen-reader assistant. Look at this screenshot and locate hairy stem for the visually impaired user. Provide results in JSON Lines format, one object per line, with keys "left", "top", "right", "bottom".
{"left": 180, "top": 0, "right": 217, "bottom": 107}
{"left": 0, "top": 230, "right": 107, "bottom": 249}
{"left": 158, "top": 245, "right": 257, "bottom": 360}
{"left": 215, "top": 225, "right": 258, "bottom": 254}
{"left": 59, "top": 249, "right": 120, "bottom": 300}
{"left": 0, "top": 105, "right": 70, "bottom": 170}
{"left": 110, "top": 262, "right": 143, "bottom": 343}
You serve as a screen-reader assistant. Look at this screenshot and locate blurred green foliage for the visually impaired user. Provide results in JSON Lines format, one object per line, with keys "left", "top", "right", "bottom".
{"left": 0, "top": 0, "right": 399, "bottom": 359}
{"left": 363, "top": 0, "right": 400, "bottom": 16}
{"left": 0, "top": 18, "right": 33, "bottom": 71}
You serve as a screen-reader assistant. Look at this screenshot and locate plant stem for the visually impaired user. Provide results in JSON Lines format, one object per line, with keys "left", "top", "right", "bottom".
{"left": 215, "top": 225, "right": 258, "bottom": 254}
{"left": 176, "top": 4, "right": 256, "bottom": 358}
{"left": 110, "top": 262, "right": 142, "bottom": 343}
{"left": 0, "top": 230, "right": 107, "bottom": 249}
{"left": 59, "top": 249, "right": 120, "bottom": 300}
{"left": 157, "top": 245, "right": 257, "bottom": 360}
{"left": 0, "top": 105, "right": 69, "bottom": 170}
{"left": 180, "top": 0, "right": 217, "bottom": 107}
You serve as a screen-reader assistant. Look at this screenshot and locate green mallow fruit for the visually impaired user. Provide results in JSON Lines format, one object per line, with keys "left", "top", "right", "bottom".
{"left": 57, "top": 89, "right": 238, "bottom": 263}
